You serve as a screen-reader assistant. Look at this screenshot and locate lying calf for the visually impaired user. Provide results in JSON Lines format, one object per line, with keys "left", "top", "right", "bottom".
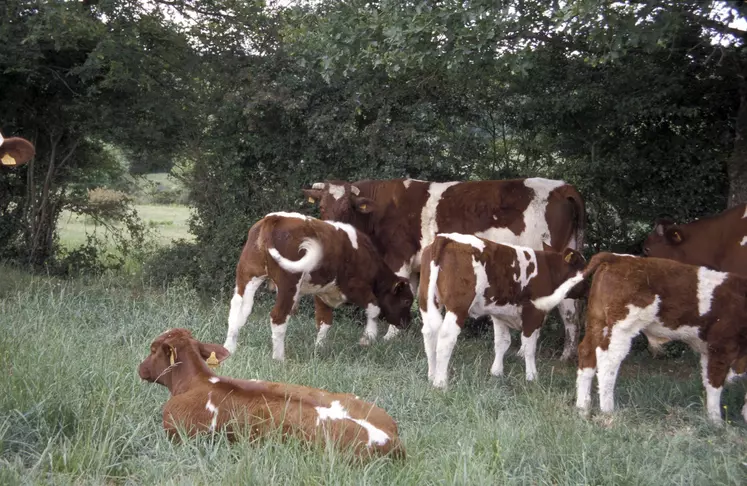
{"left": 548, "top": 252, "right": 747, "bottom": 424}
{"left": 139, "top": 328, "right": 405, "bottom": 459}
{"left": 418, "top": 233, "right": 586, "bottom": 388}
{"left": 223, "top": 212, "right": 413, "bottom": 360}
{"left": 0, "top": 131, "right": 35, "bottom": 167}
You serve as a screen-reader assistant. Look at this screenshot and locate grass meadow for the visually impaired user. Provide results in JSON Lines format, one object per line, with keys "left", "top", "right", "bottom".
{"left": 2, "top": 266, "right": 747, "bottom": 485}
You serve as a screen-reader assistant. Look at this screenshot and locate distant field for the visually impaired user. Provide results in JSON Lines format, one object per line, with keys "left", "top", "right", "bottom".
{"left": 1, "top": 266, "right": 746, "bottom": 485}
{"left": 57, "top": 204, "right": 194, "bottom": 249}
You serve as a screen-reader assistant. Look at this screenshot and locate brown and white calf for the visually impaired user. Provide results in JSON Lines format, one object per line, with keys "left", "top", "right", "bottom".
{"left": 0, "top": 131, "right": 35, "bottom": 167}
{"left": 417, "top": 233, "right": 586, "bottom": 388}
{"left": 303, "top": 178, "right": 586, "bottom": 361}
{"left": 139, "top": 328, "right": 405, "bottom": 459}
{"left": 546, "top": 252, "right": 747, "bottom": 424}
{"left": 643, "top": 205, "right": 747, "bottom": 275}
{"left": 223, "top": 212, "right": 413, "bottom": 360}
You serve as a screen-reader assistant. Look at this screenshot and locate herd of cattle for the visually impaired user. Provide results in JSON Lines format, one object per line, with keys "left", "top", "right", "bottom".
{"left": 4, "top": 130, "right": 747, "bottom": 460}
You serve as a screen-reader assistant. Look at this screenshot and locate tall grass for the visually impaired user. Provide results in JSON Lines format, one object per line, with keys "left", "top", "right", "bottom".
{"left": 1, "top": 266, "right": 746, "bottom": 485}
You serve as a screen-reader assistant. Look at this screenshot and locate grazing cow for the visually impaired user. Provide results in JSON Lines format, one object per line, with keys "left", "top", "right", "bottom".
{"left": 418, "top": 233, "right": 586, "bottom": 388}
{"left": 643, "top": 205, "right": 747, "bottom": 275}
{"left": 223, "top": 212, "right": 413, "bottom": 360}
{"left": 139, "top": 328, "right": 405, "bottom": 459}
{"left": 0, "top": 131, "right": 35, "bottom": 167}
{"left": 543, "top": 252, "right": 747, "bottom": 425}
{"left": 303, "top": 177, "right": 586, "bottom": 360}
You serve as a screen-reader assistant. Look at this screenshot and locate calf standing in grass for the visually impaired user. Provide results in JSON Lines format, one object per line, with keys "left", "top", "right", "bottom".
{"left": 223, "top": 212, "right": 413, "bottom": 360}
{"left": 418, "top": 233, "right": 586, "bottom": 389}
{"left": 139, "top": 328, "right": 405, "bottom": 459}
{"left": 0, "top": 131, "right": 35, "bottom": 167}
{"left": 546, "top": 252, "right": 747, "bottom": 424}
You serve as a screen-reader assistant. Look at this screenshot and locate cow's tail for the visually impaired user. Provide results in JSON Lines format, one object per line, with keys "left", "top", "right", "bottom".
{"left": 531, "top": 252, "right": 618, "bottom": 312}
{"left": 259, "top": 216, "right": 323, "bottom": 274}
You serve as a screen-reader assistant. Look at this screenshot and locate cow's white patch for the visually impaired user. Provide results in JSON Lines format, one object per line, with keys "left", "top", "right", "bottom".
{"left": 382, "top": 325, "right": 401, "bottom": 341}
{"left": 420, "top": 181, "right": 460, "bottom": 253}
{"left": 700, "top": 354, "right": 723, "bottom": 424}
{"left": 642, "top": 321, "right": 705, "bottom": 353}
{"left": 328, "top": 184, "right": 346, "bottom": 200}
{"left": 602, "top": 327, "right": 609, "bottom": 338}
{"left": 0, "top": 133, "right": 4, "bottom": 147}
{"left": 315, "top": 400, "right": 390, "bottom": 446}
{"left": 315, "top": 323, "right": 332, "bottom": 346}
{"left": 741, "top": 236, "right": 747, "bottom": 246}
{"left": 359, "top": 303, "right": 380, "bottom": 346}
{"left": 697, "top": 267, "right": 728, "bottom": 316}
{"left": 576, "top": 367, "right": 595, "bottom": 413}
{"left": 224, "top": 277, "right": 266, "bottom": 353}
{"left": 208, "top": 377, "right": 220, "bottom": 384}
{"left": 743, "top": 205, "right": 747, "bottom": 219}
{"left": 596, "top": 296, "right": 662, "bottom": 413}
{"left": 422, "top": 262, "right": 442, "bottom": 382}
{"left": 439, "top": 232, "right": 486, "bottom": 252}
{"left": 469, "top": 256, "right": 522, "bottom": 327}
{"left": 612, "top": 253, "right": 636, "bottom": 257}
{"left": 205, "top": 393, "right": 219, "bottom": 432}
{"left": 433, "top": 311, "right": 462, "bottom": 389}
{"left": 271, "top": 322, "right": 287, "bottom": 361}
{"left": 266, "top": 211, "right": 308, "bottom": 220}
{"left": 324, "top": 221, "right": 358, "bottom": 249}
{"left": 403, "top": 179, "right": 412, "bottom": 189}
{"left": 511, "top": 245, "right": 538, "bottom": 289}
{"left": 300, "top": 279, "right": 347, "bottom": 307}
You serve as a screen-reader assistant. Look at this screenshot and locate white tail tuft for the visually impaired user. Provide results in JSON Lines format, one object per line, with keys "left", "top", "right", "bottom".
{"left": 531, "top": 272, "right": 584, "bottom": 312}
{"left": 350, "top": 186, "right": 360, "bottom": 195}
{"left": 268, "top": 238, "right": 323, "bottom": 274}
{"left": 0, "top": 132, "right": 4, "bottom": 147}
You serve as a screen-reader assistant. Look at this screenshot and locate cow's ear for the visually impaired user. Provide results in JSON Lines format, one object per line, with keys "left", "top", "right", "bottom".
{"left": 303, "top": 189, "right": 323, "bottom": 204}
{"left": 392, "top": 279, "right": 407, "bottom": 295}
{"left": 562, "top": 248, "right": 585, "bottom": 267}
{"left": 665, "top": 226, "right": 684, "bottom": 245}
{"left": 352, "top": 196, "right": 376, "bottom": 214}
{"left": 199, "top": 342, "right": 231, "bottom": 369}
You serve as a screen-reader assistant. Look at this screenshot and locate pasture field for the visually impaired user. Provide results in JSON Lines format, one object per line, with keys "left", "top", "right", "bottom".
{"left": 1, "top": 266, "right": 746, "bottom": 485}
{"left": 57, "top": 204, "right": 194, "bottom": 249}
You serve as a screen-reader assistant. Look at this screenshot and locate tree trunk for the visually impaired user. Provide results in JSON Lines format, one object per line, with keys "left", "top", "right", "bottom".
{"left": 727, "top": 75, "right": 747, "bottom": 208}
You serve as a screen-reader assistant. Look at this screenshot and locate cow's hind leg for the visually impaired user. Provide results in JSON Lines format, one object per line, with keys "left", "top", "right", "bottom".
{"left": 268, "top": 277, "right": 302, "bottom": 361}
{"left": 576, "top": 323, "right": 599, "bottom": 415}
{"left": 558, "top": 298, "right": 580, "bottom": 361}
{"left": 518, "top": 306, "right": 546, "bottom": 381}
{"left": 596, "top": 324, "right": 636, "bottom": 414}
{"left": 701, "top": 352, "right": 732, "bottom": 425}
{"left": 421, "top": 304, "right": 443, "bottom": 384}
{"left": 490, "top": 317, "right": 511, "bottom": 377}
{"left": 224, "top": 276, "right": 266, "bottom": 353}
{"left": 433, "top": 311, "right": 465, "bottom": 389}
{"left": 314, "top": 296, "right": 333, "bottom": 347}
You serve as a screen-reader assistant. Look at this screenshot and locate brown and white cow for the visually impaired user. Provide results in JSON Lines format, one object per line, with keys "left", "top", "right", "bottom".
{"left": 417, "top": 233, "right": 586, "bottom": 388}
{"left": 303, "top": 178, "right": 586, "bottom": 360}
{"left": 0, "top": 131, "right": 35, "bottom": 167}
{"left": 223, "top": 212, "right": 413, "bottom": 360}
{"left": 643, "top": 205, "right": 747, "bottom": 275}
{"left": 139, "top": 328, "right": 405, "bottom": 459}
{"left": 544, "top": 252, "right": 747, "bottom": 424}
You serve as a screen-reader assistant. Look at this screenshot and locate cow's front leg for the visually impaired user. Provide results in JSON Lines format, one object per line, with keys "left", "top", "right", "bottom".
{"left": 518, "top": 306, "right": 546, "bottom": 381}
{"left": 490, "top": 316, "right": 511, "bottom": 377}
{"left": 314, "top": 296, "right": 333, "bottom": 347}
{"left": 558, "top": 298, "right": 581, "bottom": 361}
{"left": 701, "top": 352, "right": 732, "bottom": 425}
{"left": 359, "top": 302, "right": 381, "bottom": 346}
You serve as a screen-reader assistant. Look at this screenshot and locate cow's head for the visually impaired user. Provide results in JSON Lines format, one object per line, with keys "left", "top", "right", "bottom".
{"left": 558, "top": 248, "right": 589, "bottom": 299}
{"left": 138, "top": 328, "right": 230, "bottom": 391}
{"left": 377, "top": 278, "right": 414, "bottom": 329}
{"left": 303, "top": 181, "right": 376, "bottom": 224}
{"left": 0, "top": 132, "right": 35, "bottom": 167}
{"left": 642, "top": 217, "right": 685, "bottom": 260}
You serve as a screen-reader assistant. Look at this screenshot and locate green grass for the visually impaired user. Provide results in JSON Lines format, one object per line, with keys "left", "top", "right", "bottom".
{"left": 57, "top": 204, "right": 194, "bottom": 249}
{"left": 2, "top": 266, "right": 747, "bottom": 485}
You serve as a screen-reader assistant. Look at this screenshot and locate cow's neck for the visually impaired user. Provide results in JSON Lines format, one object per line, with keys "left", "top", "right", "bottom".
{"left": 165, "top": 355, "right": 214, "bottom": 396}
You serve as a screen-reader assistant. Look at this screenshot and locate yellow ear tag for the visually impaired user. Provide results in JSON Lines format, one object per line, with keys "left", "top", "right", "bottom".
{"left": 673, "top": 232, "right": 682, "bottom": 242}
{"left": 169, "top": 347, "right": 177, "bottom": 366}
{"left": 360, "top": 204, "right": 367, "bottom": 210}
{"left": 308, "top": 197, "right": 315, "bottom": 203}
{"left": 1, "top": 154, "right": 17, "bottom": 166}
{"left": 564, "top": 252, "right": 573, "bottom": 263}
{"left": 206, "top": 351, "right": 220, "bottom": 370}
